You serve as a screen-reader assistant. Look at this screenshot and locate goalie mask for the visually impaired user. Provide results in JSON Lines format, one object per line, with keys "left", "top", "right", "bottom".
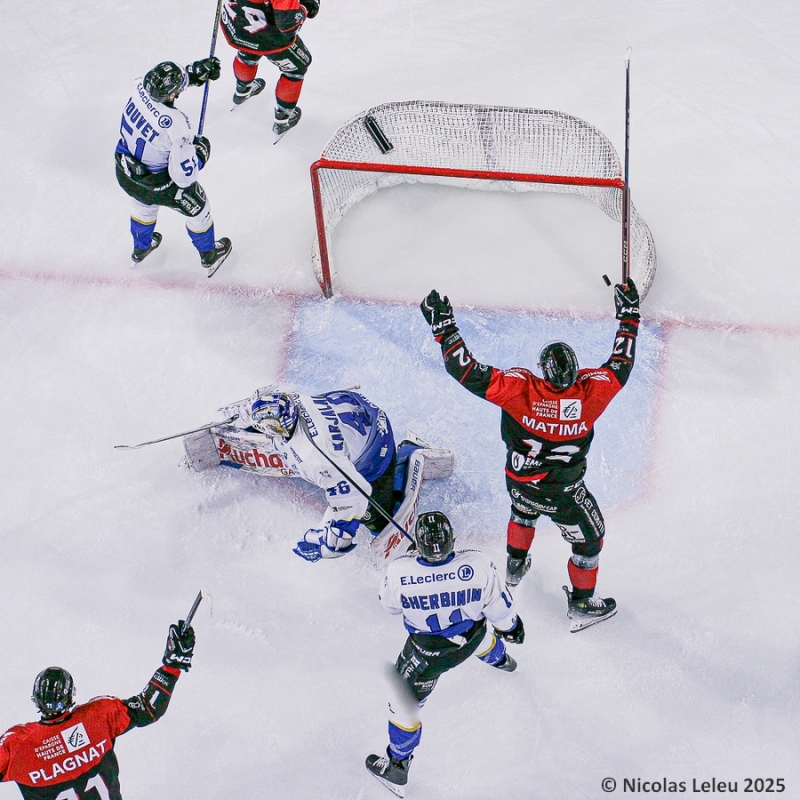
{"left": 415, "top": 511, "right": 455, "bottom": 564}
{"left": 251, "top": 393, "right": 298, "bottom": 440}
{"left": 32, "top": 667, "right": 75, "bottom": 720}
{"left": 143, "top": 61, "right": 188, "bottom": 103}
{"left": 538, "top": 341, "right": 579, "bottom": 391}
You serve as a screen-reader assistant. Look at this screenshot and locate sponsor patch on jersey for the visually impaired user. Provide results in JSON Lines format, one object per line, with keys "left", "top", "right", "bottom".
{"left": 158, "top": 115, "right": 173, "bottom": 129}
{"left": 560, "top": 399, "right": 581, "bottom": 420}
{"left": 457, "top": 564, "right": 474, "bottom": 581}
{"left": 60, "top": 722, "right": 89, "bottom": 753}
{"left": 580, "top": 370, "right": 612, "bottom": 382}
{"left": 530, "top": 399, "right": 558, "bottom": 419}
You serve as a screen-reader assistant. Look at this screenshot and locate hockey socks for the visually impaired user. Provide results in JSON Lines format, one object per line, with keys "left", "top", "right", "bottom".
{"left": 275, "top": 75, "right": 303, "bottom": 110}
{"left": 507, "top": 519, "right": 535, "bottom": 551}
{"left": 187, "top": 222, "right": 216, "bottom": 254}
{"left": 567, "top": 542, "right": 603, "bottom": 598}
{"left": 131, "top": 217, "right": 157, "bottom": 252}
{"left": 387, "top": 720, "right": 421, "bottom": 761}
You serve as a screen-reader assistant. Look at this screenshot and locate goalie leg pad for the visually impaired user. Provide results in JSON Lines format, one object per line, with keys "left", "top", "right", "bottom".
{"left": 396, "top": 436, "right": 453, "bottom": 481}
{"left": 418, "top": 448, "right": 453, "bottom": 480}
{"left": 183, "top": 429, "right": 221, "bottom": 472}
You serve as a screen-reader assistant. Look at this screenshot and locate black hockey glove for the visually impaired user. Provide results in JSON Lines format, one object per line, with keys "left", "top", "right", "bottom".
{"left": 162, "top": 621, "right": 195, "bottom": 671}
{"left": 194, "top": 136, "right": 211, "bottom": 167}
{"left": 186, "top": 57, "right": 221, "bottom": 86}
{"left": 497, "top": 615, "right": 525, "bottom": 644}
{"left": 420, "top": 289, "right": 457, "bottom": 339}
{"left": 614, "top": 278, "right": 640, "bottom": 321}
{"left": 300, "top": 0, "right": 319, "bottom": 17}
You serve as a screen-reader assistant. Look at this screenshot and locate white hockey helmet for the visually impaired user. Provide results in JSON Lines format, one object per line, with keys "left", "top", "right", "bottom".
{"left": 250, "top": 393, "right": 297, "bottom": 440}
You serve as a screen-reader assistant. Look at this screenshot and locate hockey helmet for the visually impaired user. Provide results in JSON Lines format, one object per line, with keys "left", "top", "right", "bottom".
{"left": 251, "top": 393, "right": 298, "bottom": 440}
{"left": 415, "top": 511, "right": 455, "bottom": 564}
{"left": 538, "top": 341, "right": 579, "bottom": 390}
{"left": 143, "top": 61, "right": 188, "bottom": 103}
{"left": 32, "top": 667, "right": 75, "bottom": 719}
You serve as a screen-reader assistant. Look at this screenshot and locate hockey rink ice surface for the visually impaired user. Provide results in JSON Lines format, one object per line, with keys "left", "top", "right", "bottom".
{"left": 2, "top": 1, "right": 800, "bottom": 799}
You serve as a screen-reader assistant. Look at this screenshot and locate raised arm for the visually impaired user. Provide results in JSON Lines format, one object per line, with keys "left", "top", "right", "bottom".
{"left": 123, "top": 621, "right": 195, "bottom": 729}
{"left": 420, "top": 290, "right": 497, "bottom": 398}
{"left": 603, "top": 279, "right": 641, "bottom": 387}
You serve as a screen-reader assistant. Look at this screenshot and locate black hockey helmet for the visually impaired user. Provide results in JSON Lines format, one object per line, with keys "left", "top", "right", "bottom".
{"left": 32, "top": 667, "right": 75, "bottom": 719}
{"left": 144, "top": 61, "right": 188, "bottom": 103}
{"left": 415, "top": 511, "right": 455, "bottom": 564}
{"left": 538, "top": 341, "right": 579, "bottom": 390}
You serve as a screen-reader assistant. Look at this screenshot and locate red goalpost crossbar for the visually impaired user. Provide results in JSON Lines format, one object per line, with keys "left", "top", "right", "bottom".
{"left": 310, "top": 158, "right": 625, "bottom": 298}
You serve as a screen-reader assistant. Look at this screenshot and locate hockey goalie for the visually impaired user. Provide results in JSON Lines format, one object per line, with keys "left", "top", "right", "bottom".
{"left": 183, "top": 386, "right": 453, "bottom": 564}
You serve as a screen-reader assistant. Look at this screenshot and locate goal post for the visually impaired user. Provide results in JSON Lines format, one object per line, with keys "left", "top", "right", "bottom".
{"left": 310, "top": 101, "right": 656, "bottom": 299}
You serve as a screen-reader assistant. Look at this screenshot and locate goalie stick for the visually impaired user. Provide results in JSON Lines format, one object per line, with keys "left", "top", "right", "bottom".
{"left": 114, "top": 416, "right": 239, "bottom": 450}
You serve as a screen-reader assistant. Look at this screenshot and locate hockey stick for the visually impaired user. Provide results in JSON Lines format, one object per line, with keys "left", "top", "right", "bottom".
{"left": 295, "top": 405, "right": 415, "bottom": 545}
{"left": 114, "top": 415, "right": 238, "bottom": 450}
{"left": 621, "top": 47, "right": 632, "bottom": 286}
{"left": 197, "top": 0, "right": 225, "bottom": 135}
{"left": 181, "top": 591, "right": 204, "bottom": 634}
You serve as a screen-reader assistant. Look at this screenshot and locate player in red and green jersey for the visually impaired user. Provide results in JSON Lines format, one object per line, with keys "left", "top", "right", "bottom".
{"left": 0, "top": 622, "right": 194, "bottom": 800}
{"left": 420, "top": 280, "right": 640, "bottom": 631}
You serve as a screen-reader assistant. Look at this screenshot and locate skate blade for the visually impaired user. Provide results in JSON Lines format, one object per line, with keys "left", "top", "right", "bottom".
{"left": 568, "top": 606, "right": 618, "bottom": 633}
{"left": 368, "top": 772, "right": 405, "bottom": 798}
{"left": 205, "top": 252, "right": 231, "bottom": 278}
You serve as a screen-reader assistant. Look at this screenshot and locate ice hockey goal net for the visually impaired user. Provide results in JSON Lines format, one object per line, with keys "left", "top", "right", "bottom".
{"left": 310, "top": 101, "right": 656, "bottom": 299}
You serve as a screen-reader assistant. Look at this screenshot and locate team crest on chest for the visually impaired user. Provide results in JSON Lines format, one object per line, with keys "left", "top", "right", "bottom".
{"left": 60, "top": 722, "right": 90, "bottom": 753}
{"left": 560, "top": 399, "right": 581, "bottom": 420}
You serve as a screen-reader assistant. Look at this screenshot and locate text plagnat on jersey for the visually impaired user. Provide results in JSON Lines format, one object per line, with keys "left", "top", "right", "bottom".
{"left": 29, "top": 739, "right": 109, "bottom": 783}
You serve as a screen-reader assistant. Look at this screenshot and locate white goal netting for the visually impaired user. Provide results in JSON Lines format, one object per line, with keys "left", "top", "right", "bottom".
{"left": 311, "top": 101, "right": 656, "bottom": 298}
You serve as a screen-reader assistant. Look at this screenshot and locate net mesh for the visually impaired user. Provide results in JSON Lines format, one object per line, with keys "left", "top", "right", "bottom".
{"left": 312, "top": 101, "right": 656, "bottom": 297}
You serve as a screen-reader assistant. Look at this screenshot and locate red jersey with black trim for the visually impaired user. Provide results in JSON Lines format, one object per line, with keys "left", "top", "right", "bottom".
{"left": 435, "top": 319, "right": 639, "bottom": 485}
{"left": 0, "top": 666, "right": 180, "bottom": 800}
{"left": 220, "top": 0, "right": 307, "bottom": 54}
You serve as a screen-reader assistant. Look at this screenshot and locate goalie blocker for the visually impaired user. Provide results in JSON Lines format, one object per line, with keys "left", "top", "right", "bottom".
{"left": 183, "top": 427, "right": 453, "bottom": 565}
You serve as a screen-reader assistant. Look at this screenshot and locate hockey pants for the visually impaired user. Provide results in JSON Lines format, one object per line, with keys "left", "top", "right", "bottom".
{"left": 387, "top": 621, "right": 506, "bottom": 759}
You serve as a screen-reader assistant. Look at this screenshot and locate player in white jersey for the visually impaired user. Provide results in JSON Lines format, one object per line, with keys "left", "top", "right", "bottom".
{"left": 365, "top": 512, "right": 525, "bottom": 796}
{"left": 115, "top": 59, "right": 232, "bottom": 274}
{"left": 217, "top": 385, "right": 403, "bottom": 561}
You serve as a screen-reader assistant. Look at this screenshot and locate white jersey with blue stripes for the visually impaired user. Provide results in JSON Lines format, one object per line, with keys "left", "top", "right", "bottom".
{"left": 380, "top": 549, "right": 517, "bottom": 638}
{"left": 220, "top": 386, "right": 394, "bottom": 529}
{"left": 116, "top": 78, "right": 200, "bottom": 188}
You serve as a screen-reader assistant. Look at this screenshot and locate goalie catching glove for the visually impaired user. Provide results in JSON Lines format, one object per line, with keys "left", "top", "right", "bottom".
{"left": 614, "top": 278, "right": 640, "bottom": 321}
{"left": 293, "top": 518, "right": 363, "bottom": 562}
{"left": 186, "top": 57, "right": 221, "bottom": 86}
{"left": 162, "top": 621, "right": 195, "bottom": 671}
{"left": 420, "top": 289, "right": 458, "bottom": 340}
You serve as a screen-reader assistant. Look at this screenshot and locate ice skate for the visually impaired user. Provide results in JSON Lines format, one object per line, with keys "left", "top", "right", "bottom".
{"left": 492, "top": 653, "right": 517, "bottom": 672}
{"left": 131, "top": 232, "right": 162, "bottom": 264}
{"left": 200, "top": 237, "right": 232, "bottom": 277}
{"left": 563, "top": 585, "right": 617, "bottom": 632}
{"left": 506, "top": 553, "right": 531, "bottom": 587}
{"left": 231, "top": 78, "right": 266, "bottom": 108}
{"left": 273, "top": 106, "right": 301, "bottom": 143}
{"left": 365, "top": 747, "right": 411, "bottom": 798}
